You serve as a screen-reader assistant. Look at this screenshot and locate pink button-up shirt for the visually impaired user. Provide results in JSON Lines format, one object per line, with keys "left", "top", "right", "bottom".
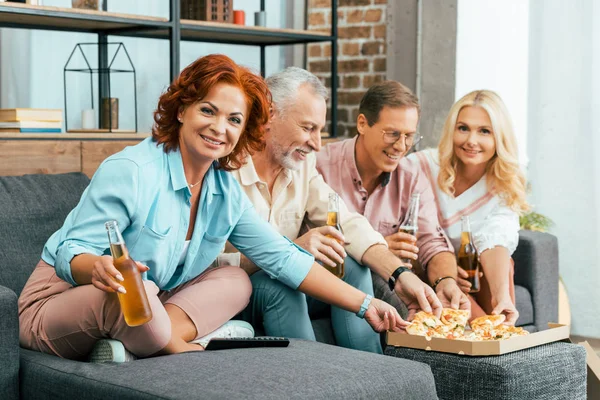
{"left": 316, "top": 136, "right": 453, "bottom": 268}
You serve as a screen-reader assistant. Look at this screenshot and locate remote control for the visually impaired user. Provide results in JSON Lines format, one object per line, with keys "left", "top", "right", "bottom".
{"left": 204, "top": 337, "right": 290, "bottom": 351}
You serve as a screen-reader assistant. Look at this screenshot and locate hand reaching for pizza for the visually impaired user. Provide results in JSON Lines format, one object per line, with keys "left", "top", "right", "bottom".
{"left": 435, "top": 277, "right": 471, "bottom": 312}
{"left": 491, "top": 297, "right": 519, "bottom": 325}
{"left": 394, "top": 272, "right": 443, "bottom": 321}
{"left": 363, "top": 297, "right": 410, "bottom": 332}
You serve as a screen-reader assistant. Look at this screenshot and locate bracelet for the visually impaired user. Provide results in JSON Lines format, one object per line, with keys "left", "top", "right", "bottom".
{"left": 356, "top": 294, "right": 373, "bottom": 319}
{"left": 388, "top": 266, "right": 412, "bottom": 291}
{"left": 432, "top": 276, "right": 456, "bottom": 291}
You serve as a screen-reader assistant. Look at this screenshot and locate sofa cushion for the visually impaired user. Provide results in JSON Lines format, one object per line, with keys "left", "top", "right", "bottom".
{"left": 20, "top": 340, "right": 438, "bottom": 400}
{"left": 514, "top": 284, "right": 534, "bottom": 326}
{"left": 0, "top": 173, "right": 90, "bottom": 295}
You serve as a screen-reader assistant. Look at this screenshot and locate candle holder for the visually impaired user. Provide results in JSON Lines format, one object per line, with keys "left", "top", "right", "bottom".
{"left": 63, "top": 42, "right": 137, "bottom": 133}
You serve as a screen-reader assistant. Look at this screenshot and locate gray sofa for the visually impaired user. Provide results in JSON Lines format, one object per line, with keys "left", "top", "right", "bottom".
{"left": 0, "top": 172, "right": 438, "bottom": 400}
{"left": 0, "top": 172, "right": 558, "bottom": 399}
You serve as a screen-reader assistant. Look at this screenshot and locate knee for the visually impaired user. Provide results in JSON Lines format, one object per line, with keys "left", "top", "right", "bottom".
{"left": 344, "top": 256, "right": 372, "bottom": 285}
{"left": 220, "top": 266, "right": 253, "bottom": 308}
{"left": 252, "top": 272, "right": 305, "bottom": 307}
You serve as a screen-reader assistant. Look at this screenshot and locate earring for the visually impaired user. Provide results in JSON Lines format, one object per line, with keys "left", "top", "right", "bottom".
{"left": 178, "top": 117, "right": 182, "bottom": 123}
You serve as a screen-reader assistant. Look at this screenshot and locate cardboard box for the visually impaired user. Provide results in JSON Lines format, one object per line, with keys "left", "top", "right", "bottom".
{"left": 386, "top": 323, "right": 570, "bottom": 356}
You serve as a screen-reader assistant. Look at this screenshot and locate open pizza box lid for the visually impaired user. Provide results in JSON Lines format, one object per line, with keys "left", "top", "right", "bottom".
{"left": 575, "top": 341, "right": 600, "bottom": 400}
{"left": 386, "top": 323, "right": 570, "bottom": 356}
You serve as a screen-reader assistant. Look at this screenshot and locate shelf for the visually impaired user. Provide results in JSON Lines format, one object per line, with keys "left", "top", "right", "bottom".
{"left": 179, "top": 20, "right": 332, "bottom": 46}
{"left": 0, "top": 132, "right": 150, "bottom": 140}
{"left": 0, "top": 3, "right": 169, "bottom": 34}
{"left": 0, "top": 3, "right": 333, "bottom": 46}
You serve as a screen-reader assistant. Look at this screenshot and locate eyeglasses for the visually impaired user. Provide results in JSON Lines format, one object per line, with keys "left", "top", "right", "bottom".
{"left": 381, "top": 130, "right": 423, "bottom": 149}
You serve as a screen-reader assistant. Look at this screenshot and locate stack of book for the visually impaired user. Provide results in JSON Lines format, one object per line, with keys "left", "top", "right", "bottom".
{"left": 0, "top": 108, "right": 63, "bottom": 133}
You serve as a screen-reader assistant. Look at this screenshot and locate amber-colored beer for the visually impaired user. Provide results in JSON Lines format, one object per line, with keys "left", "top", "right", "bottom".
{"left": 457, "top": 220, "right": 480, "bottom": 293}
{"left": 325, "top": 210, "right": 345, "bottom": 278}
{"left": 106, "top": 221, "right": 153, "bottom": 327}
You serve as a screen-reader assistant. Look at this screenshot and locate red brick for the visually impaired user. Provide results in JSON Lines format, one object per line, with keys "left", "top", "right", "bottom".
{"left": 309, "top": 60, "right": 331, "bottom": 73}
{"left": 361, "top": 41, "right": 382, "bottom": 55}
{"left": 338, "top": 59, "right": 369, "bottom": 73}
{"left": 373, "top": 58, "right": 386, "bottom": 72}
{"left": 308, "top": 11, "right": 326, "bottom": 26}
{"left": 323, "top": 43, "right": 332, "bottom": 56}
{"left": 347, "top": 9, "right": 363, "bottom": 23}
{"left": 308, "top": 44, "right": 322, "bottom": 58}
{"left": 373, "top": 24, "right": 386, "bottom": 39}
{"left": 342, "top": 42, "right": 359, "bottom": 56}
{"left": 338, "top": 91, "right": 366, "bottom": 105}
{"left": 374, "top": 0, "right": 387, "bottom": 4}
{"left": 308, "top": 0, "right": 331, "bottom": 8}
{"left": 338, "top": 26, "right": 371, "bottom": 39}
{"left": 364, "top": 9, "right": 382, "bottom": 22}
{"left": 342, "top": 75, "right": 361, "bottom": 89}
{"left": 339, "top": 0, "right": 370, "bottom": 6}
{"left": 363, "top": 74, "right": 385, "bottom": 88}
{"left": 352, "top": 108, "right": 360, "bottom": 121}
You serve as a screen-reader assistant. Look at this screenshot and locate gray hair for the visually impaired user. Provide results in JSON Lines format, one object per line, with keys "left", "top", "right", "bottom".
{"left": 266, "top": 67, "right": 329, "bottom": 116}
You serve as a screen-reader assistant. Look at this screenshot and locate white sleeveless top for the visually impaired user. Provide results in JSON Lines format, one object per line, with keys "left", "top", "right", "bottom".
{"left": 178, "top": 240, "right": 191, "bottom": 266}
{"left": 407, "top": 148, "right": 519, "bottom": 256}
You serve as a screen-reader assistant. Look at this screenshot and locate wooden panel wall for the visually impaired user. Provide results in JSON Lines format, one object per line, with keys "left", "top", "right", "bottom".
{"left": 81, "top": 141, "right": 136, "bottom": 178}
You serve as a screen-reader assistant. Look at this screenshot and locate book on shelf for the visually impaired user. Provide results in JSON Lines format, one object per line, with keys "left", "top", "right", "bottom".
{"left": 0, "top": 108, "right": 63, "bottom": 122}
{"left": 0, "top": 121, "right": 62, "bottom": 129}
{"left": 0, "top": 128, "right": 62, "bottom": 133}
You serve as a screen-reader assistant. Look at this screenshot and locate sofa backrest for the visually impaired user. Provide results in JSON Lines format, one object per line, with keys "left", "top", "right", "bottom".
{"left": 0, "top": 173, "right": 90, "bottom": 295}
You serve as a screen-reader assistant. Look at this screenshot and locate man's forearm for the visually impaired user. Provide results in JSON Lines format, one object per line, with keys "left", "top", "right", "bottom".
{"left": 361, "top": 244, "right": 402, "bottom": 280}
{"left": 240, "top": 254, "right": 261, "bottom": 276}
{"left": 426, "top": 251, "right": 458, "bottom": 286}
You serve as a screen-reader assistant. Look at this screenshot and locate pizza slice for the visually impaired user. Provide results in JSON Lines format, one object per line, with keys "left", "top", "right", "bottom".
{"left": 440, "top": 308, "right": 469, "bottom": 334}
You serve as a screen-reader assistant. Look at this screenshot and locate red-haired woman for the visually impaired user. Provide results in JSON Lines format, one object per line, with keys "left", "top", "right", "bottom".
{"left": 18, "top": 54, "right": 406, "bottom": 363}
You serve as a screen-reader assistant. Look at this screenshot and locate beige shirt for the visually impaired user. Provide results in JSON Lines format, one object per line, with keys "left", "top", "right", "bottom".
{"left": 223, "top": 153, "right": 387, "bottom": 262}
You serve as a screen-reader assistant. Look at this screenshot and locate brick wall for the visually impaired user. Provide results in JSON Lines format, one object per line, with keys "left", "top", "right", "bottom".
{"left": 307, "top": 0, "right": 387, "bottom": 137}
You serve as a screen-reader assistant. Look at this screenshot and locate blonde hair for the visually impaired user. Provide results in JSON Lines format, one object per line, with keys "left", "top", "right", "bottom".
{"left": 437, "top": 90, "right": 529, "bottom": 214}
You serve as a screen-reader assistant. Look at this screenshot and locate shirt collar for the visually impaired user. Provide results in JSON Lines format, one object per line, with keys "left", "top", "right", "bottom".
{"left": 238, "top": 155, "right": 261, "bottom": 187}
{"left": 238, "top": 155, "right": 292, "bottom": 186}
{"left": 167, "top": 147, "right": 221, "bottom": 196}
{"left": 167, "top": 148, "right": 188, "bottom": 191}
{"left": 345, "top": 136, "right": 392, "bottom": 188}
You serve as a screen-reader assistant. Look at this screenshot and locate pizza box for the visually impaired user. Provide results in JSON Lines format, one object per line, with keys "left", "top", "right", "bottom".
{"left": 386, "top": 323, "right": 570, "bottom": 356}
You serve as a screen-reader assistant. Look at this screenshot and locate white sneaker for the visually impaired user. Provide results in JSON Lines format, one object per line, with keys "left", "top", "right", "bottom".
{"left": 88, "top": 339, "right": 137, "bottom": 363}
{"left": 191, "top": 320, "right": 255, "bottom": 348}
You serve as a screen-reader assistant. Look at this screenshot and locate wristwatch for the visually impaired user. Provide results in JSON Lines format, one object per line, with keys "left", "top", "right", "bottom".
{"left": 388, "top": 266, "right": 412, "bottom": 291}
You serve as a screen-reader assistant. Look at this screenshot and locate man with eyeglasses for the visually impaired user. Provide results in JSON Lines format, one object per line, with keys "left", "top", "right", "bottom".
{"left": 317, "top": 81, "right": 470, "bottom": 314}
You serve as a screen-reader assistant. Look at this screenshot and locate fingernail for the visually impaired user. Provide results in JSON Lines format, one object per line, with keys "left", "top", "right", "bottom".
{"left": 116, "top": 274, "right": 124, "bottom": 282}
{"left": 118, "top": 287, "right": 127, "bottom": 294}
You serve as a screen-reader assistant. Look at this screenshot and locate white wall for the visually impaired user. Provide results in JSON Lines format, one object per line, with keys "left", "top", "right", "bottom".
{"left": 1, "top": 0, "right": 288, "bottom": 132}
{"left": 528, "top": 0, "right": 600, "bottom": 338}
{"left": 455, "top": 0, "right": 530, "bottom": 166}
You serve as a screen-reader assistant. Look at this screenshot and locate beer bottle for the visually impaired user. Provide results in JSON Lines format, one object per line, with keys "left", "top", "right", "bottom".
{"left": 325, "top": 193, "right": 345, "bottom": 278}
{"left": 457, "top": 215, "right": 480, "bottom": 293}
{"left": 398, "top": 193, "right": 420, "bottom": 266}
{"left": 105, "top": 220, "right": 153, "bottom": 326}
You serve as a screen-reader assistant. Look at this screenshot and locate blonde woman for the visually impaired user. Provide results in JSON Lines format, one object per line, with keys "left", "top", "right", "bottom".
{"left": 409, "top": 90, "right": 529, "bottom": 325}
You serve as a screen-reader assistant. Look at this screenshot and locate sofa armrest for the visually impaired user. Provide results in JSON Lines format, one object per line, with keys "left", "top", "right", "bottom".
{"left": 513, "top": 230, "right": 559, "bottom": 331}
{"left": 0, "top": 285, "right": 19, "bottom": 400}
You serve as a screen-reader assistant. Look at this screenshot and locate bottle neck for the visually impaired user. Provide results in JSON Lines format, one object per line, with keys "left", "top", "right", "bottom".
{"left": 105, "top": 220, "right": 130, "bottom": 260}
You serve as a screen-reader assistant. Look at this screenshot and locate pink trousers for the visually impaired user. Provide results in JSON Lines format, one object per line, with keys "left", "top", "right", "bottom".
{"left": 18, "top": 260, "right": 251, "bottom": 360}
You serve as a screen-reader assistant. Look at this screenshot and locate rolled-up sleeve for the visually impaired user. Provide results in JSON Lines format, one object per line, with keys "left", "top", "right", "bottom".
{"left": 229, "top": 198, "right": 314, "bottom": 289}
{"left": 474, "top": 204, "right": 520, "bottom": 256}
{"left": 53, "top": 159, "right": 139, "bottom": 285}
{"left": 412, "top": 168, "right": 454, "bottom": 267}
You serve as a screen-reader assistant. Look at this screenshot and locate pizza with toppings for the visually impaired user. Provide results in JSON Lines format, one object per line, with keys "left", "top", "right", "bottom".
{"left": 404, "top": 309, "right": 529, "bottom": 341}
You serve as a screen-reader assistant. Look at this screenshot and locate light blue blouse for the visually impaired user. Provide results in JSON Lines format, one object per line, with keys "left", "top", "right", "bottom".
{"left": 42, "top": 138, "right": 314, "bottom": 290}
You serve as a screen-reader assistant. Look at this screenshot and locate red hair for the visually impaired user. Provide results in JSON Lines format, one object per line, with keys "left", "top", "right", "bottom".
{"left": 152, "top": 54, "right": 270, "bottom": 171}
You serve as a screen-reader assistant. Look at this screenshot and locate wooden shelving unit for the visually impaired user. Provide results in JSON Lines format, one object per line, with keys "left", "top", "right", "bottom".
{"left": 0, "top": 1, "right": 338, "bottom": 177}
